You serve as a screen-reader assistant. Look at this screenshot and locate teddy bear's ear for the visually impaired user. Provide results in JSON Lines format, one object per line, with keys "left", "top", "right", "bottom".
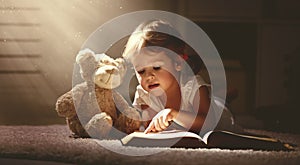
{"left": 76, "top": 48, "right": 96, "bottom": 64}
{"left": 75, "top": 49, "right": 97, "bottom": 82}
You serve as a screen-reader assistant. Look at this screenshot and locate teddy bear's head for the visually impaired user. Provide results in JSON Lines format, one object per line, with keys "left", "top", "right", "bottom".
{"left": 76, "top": 48, "right": 126, "bottom": 89}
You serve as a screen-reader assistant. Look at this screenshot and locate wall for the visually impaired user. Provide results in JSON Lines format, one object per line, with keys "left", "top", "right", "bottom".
{"left": 0, "top": 0, "right": 178, "bottom": 124}
{"left": 0, "top": 0, "right": 299, "bottom": 129}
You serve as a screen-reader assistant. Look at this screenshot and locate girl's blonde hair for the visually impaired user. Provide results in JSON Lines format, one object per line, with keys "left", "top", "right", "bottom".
{"left": 122, "top": 19, "right": 202, "bottom": 74}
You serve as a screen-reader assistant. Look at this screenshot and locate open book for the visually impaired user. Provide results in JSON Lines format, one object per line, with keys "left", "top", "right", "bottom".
{"left": 121, "top": 130, "right": 294, "bottom": 151}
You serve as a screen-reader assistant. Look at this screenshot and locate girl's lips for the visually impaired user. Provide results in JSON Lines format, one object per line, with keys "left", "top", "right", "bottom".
{"left": 148, "top": 84, "right": 160, "bottom": 89}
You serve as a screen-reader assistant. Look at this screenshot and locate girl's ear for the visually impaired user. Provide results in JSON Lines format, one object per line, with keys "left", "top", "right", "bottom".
{"left": 175, "top": 65, "right": 182, "bottom": 71}
{"left": 174, "top": 55, "right": 184, "bottom": 71}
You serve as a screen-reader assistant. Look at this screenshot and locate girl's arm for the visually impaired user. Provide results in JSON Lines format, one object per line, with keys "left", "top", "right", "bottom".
{"left": 144, "top": 86, "right": 210, "bottom": 133}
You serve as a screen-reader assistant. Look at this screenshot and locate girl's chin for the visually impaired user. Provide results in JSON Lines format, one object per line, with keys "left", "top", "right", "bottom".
{"left": 149, "top": 87, "right": 166, "bottom": 97}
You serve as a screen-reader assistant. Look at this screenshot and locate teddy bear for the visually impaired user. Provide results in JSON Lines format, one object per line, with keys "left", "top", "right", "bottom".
{"left": 55, "top": 49, "right": 144, "bottom": 139}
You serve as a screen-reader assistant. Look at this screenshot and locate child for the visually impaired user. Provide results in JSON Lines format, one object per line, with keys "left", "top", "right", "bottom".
{"left": 122, "top": 20, "right": 240, "bottom": 136}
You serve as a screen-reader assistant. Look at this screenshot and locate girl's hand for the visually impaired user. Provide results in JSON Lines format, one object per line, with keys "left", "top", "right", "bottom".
{"left": 144, "top": 108, "right": 177, "bottom": 133}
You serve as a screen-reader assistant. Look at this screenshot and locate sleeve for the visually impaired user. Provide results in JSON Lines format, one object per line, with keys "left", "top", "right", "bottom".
{"left": 132, "top": 85, "right": 149, "bottom": 110}
{"left": 186, "top": 75, "right": 212, "bottom": 109}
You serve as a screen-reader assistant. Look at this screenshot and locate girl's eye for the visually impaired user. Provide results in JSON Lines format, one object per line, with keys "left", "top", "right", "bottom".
{"left": 137, "top": 70, "right": 145, "bottom": 74}
{"left": 153, "top": 66, "right": 161, "bottom": 70}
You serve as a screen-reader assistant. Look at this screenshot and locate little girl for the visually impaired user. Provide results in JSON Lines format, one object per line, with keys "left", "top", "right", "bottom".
{"left": 122, "top": 20, "right": 240, "bottom": 136}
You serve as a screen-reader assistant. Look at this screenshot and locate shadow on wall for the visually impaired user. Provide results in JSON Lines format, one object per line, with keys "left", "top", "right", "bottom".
{"left": 254, "top": 48, "right": 300, "bottom": 134}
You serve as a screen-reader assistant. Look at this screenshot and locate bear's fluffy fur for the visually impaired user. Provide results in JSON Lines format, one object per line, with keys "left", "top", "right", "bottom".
{"left": 55, "top": 49, "right": 144, "bottom": 139}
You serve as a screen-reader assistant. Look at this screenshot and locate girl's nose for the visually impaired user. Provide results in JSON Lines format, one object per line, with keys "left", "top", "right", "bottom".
{"left": 145, "top": 71, "right": 155, "bottom": 81}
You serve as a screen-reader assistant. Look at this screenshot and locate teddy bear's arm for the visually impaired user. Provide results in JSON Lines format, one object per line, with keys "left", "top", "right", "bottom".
{"left": 55, "top": 83, "right": 88, "bottom": 118}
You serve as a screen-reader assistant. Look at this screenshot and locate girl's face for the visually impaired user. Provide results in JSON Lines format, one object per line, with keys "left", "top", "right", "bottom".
{"left": 132, "top": 50, "right": 181, "bottom": 96}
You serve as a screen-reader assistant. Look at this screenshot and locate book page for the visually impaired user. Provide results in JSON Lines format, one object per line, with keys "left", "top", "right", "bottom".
{"left": 121, "top": 130, "right": 217, "bottom": 148}
{"left": 124, "top": 130, "right": 203, "bottom": 141}
{"left": 202, "top": 131, "right": 213, "bottom": 144}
